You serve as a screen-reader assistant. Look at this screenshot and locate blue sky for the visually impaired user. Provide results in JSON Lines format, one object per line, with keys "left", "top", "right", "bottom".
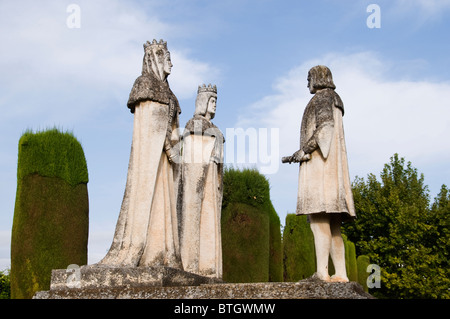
{"left": 1, "top": 0, "right": 450, "bottom": 269}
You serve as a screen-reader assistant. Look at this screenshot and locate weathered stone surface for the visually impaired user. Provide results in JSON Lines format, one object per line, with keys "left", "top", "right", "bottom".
{"left": 34, "top": 272, "right": 373, "bottom": 299}
{"left": 98, "top": 39, "right": 183, "bottom": 268}
{"left": 46, "top": 266, "right": 221, "bottom": 291}
{"left": 179, "top": 84, "right": 224, "bottom": 279}
{"left": 282, "top": 65, "right": 355, "bottom": 282}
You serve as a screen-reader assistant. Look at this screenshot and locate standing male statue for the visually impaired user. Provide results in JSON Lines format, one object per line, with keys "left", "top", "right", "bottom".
{"left": 179, "top": 84, "right": 224, "bottom": 278}
{"left": 99, "top": 39, "right": 183, "bottom": 268}
{"left": 282, "top": 65, "right": 356, "bottom": 282}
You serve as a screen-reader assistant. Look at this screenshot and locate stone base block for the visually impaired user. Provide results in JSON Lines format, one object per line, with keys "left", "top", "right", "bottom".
{"left": 46, "top": 265, "right": 222, "bottom": 291}
{"left": 34, "top": 270, "right": 373, "bottom": 299}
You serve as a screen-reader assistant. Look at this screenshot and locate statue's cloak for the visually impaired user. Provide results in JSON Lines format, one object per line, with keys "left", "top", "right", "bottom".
{"left": 296, "top": 88, "right": 356, "bottom": 221}
{"left": 99, "top": 71, "right": 182, "bottom": 267}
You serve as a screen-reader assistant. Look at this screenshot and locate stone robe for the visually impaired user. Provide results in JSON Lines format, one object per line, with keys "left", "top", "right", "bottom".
{"left": 99, "top": 70, "right": 183, "bottom": 268}
{"left": 179, "top": 116, "right": 224, "bottom": 278}
{"left": 296, "top": 88, "right": 356, "bottom": 220}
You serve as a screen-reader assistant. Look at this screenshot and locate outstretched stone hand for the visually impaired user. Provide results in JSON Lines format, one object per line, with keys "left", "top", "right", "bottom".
{"left": 281, "top": 150, "right": 311, "bottom": 164}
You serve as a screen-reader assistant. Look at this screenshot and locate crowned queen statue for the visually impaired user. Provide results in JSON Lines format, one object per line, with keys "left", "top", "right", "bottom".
{"left": 179, "top": 84, "right": 224, "bottom": 278}
{"left": 99, "top": 39, "right": 183, "bottom": 268}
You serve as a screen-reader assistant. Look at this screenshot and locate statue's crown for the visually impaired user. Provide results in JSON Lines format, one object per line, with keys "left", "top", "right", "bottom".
{"left": 144, "top": 39, "right": 167, "bottom": 51}
{"left": 198, "top": 83, "right": 217, "bottom": 94}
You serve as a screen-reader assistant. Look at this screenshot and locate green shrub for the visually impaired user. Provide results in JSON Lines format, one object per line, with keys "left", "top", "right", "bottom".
{"left": 222, "top": 166, "right": 270, "bottom": 210}
{"left": 344, "top": 235, "right": 358, "bottom": 282}
{"left": 221, "top": 167, "right": 282, "bottom": 282}
{"left": 267, "top": 202, "right": 283, "bottom": 282}
{"left": 17, "top": 128, "right": 88, "bottom": 186}
{"left": 11, "top": 128, "right": 89, "bottom": 299}
{"left": 222, "top": 202, "right": 269, "bottom": 283}
{"left": 357, "top": 255, "right": 371, "bottom": 292}
{"left": 283, "top": 214, "right": 316, "bottom": 281}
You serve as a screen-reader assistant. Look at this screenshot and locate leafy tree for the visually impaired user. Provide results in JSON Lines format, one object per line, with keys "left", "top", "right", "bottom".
{"left": 0, "top": 269, "right": 11, "bottom": 299}
{"left": 427, "top": 185, "right": 450, "bottom": 297}
{"left": 343, "top": 154, "right": 449, "bottom": 298}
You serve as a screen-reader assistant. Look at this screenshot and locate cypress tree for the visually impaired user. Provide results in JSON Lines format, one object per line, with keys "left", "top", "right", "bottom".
{"left": 283, "top": 214, "right": 316, "bottom": 281}
{"left": 268, "top": 202, "right": 283, "bottom": 282}
{"left": 357, "top": 255, "right": 371, "bottom": 292}
{"left": 221, "top": 167, "right": 282, "bottom": 282}
{"left": 11, "top": 129, "right": 89, "bottom": 298}
{"left": 221, "top": 202, "right": 269, "bottom": 283}
{"left": 343, "top": 235, "right": 358, "bottom": 282}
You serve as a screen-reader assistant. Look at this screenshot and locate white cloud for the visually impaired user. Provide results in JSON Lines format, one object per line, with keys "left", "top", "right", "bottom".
{"left": 239, "top": 51, "right": 450, "bottom": 223}
{"left": 0, "top": 231, "right": 11, "bottom": 270}
{"left": 170, "top": 50, "right": 221, "bottom": 100}
{"left": 0, "top": 0, "right": 221, "bottom": 268}
{"left": 0, "top": 0, "right": 217, "bottom": 122}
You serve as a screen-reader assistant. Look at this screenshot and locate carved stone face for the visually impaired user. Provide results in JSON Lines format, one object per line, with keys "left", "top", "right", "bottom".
{"left": 163, "top": 53, "right": 173, "bottom": 76}
{"left": 307, "top": 65, "right": 336, "bottom": 94}
{"left": 207, "top": 97, "right": 217, "bottom": 119}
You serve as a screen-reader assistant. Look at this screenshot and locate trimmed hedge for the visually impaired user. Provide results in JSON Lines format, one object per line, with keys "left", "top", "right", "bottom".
{"left": 267, "top": 201, "right": 283, "bottom": 282}
{"left": 221, "top": 167, "right": 282, "bottom": 282}
{"left": 222, "top": 167, "right": 271, "bottom": 210}
{"left": 283, "top": 214, "right": 316, "bottom": 281}
{"left": 17, "top": 128, "right": 88, "bottom": 186}
{"left": 357, "top": 255, "right": 371, "bottom": 292}
{"left": 222, "top": 202, "right": 269, "bottom": 283}
{"left": 11, "top": 129, "right": 89, "bottom": 299}
{"left": 343, "top": 234, "right": 358, "bottom": 282}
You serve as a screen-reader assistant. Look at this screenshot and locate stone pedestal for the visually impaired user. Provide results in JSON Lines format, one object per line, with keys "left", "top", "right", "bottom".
{"left": 43, "top": 265, "right": 221, "bottom": 291}
{"left": 33, "top": 268, "right": 373, "bottom": 299}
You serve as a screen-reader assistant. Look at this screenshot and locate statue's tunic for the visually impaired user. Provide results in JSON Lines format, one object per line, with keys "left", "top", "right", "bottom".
{"left": 179, "top": 116, "right": 224, "bottom": 278}
{"left": 99, "top": 70, "right": 182, "bottom": 268}
{"left": 296, "top": 88, "right": 356, "bottom": 220}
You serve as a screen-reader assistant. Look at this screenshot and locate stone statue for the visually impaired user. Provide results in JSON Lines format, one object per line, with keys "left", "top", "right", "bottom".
{"left": 99, "top": 39, "right": 183, "bottom": 268}
{"left": 178, "top": 84, "right": 224, "bottom": 278}
{"left": 282, "top": 65, "right": 356, "bottom": 282}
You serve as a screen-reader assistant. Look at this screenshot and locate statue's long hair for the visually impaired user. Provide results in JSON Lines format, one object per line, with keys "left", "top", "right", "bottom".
{"left": 308, "top": 65, "right": 336, "bottom": 91}
{"left": 142, "top": 45, "right": 168, "bottom": 81}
